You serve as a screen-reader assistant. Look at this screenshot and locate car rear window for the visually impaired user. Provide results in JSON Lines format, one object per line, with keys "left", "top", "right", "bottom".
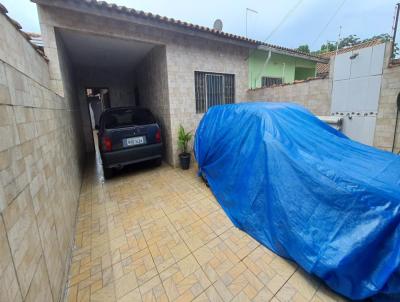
{"left": 103, "top": 108, "right": 156, "bottom": 129}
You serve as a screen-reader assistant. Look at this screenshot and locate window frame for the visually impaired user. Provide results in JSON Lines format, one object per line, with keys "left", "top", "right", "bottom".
{"left": 261, "top": 76, "right": 283, "bottom": 88}
{"left": 194, "top": 71, "right": 235, "bottom": 114}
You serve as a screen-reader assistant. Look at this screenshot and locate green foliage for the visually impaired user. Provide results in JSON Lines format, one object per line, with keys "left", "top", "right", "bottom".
{"left": 177, "top": 125, "right": 193, "bottom": 154}
{"left": 310, "top": 33, "right": 398, "bottom": 57}
{"left": 365, "top": 34, "right": 398, "bottom": 58}
{"left": 296, "top": 44, "right": 310, "bottom": 53}
{"left": 319, "top": 42, "right": 337, "bottom": 54}
{"left": 338, "top": 34, "right": 360, "bottom": 49}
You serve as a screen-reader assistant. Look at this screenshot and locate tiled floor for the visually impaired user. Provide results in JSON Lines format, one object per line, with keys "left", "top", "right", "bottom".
{"left": 64, "top": 156, "right": 347, "bottom": 302}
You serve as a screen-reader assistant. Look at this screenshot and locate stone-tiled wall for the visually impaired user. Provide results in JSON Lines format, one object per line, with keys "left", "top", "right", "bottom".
{"left": 37, "top": 5, "right": 249, "bottom": 165}
{"left": 134, "top": 45, "right": 172, "bottom": 163}
{"left": 166, "top": 38, "right": 249, "bottom": 166}
{"left": 246, "top": 78, "right": 332, "bottom": 116}
{"left": 0, "top": 10, "right": 84, "bottom": 302}
{"left": 373, "top": 44, "right": 400, "bottom": 153}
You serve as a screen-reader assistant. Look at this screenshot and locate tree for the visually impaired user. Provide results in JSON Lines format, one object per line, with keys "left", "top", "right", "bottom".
{"left": 296, "top": 44, "right": 310, "bottom": 53}
{"left": 319, "top": 42, "right": 337, "bottom": 53}
{"left": 311, "top": 33, "right": 397, "bottom": 56}
{"left": 362, "top": 33, "right": 391, "bottom": 43}
{"left": 338, "top": 34, "right": 360, "bottom": 49}
{"left": 362, "top": 34, "right": 398, "bottom": 57}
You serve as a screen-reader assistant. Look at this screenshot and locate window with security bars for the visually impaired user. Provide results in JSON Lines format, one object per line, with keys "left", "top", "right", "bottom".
{"left": 195, "top": 72, "right": 235, "bottom": 113}
{"left": 261, "top": 76, "right": 283, "bottom": 87}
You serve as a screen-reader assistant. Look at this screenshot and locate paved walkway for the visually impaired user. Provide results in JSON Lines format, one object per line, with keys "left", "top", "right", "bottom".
{"left": 64, "top": 156, "right": 346, "bottom": 302}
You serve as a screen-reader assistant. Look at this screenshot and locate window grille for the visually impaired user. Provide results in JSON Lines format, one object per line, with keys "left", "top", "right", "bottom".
{"left": 195, "top": 72, "right": 235, "bottom": 113}
{"left": 261, "top": 77, "right": 283, "bottom": 87}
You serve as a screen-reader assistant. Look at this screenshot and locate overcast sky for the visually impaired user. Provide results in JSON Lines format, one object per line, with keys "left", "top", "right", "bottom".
{"left": 1, "top": 0, "right": 397, "bottom": 51}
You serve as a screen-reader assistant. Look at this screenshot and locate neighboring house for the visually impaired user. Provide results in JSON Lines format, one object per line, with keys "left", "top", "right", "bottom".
{"left": 30, "top": 0, "right": 327, "bottom": 165}
{"left": 248, "top": 39, "right": 400, "bottom": 154}
{"left": 248, "top": 47, "right": 324, "bottom": 89}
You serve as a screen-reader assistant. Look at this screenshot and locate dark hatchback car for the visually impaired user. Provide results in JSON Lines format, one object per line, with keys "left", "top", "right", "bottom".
{"left": 97, "top": 107, "right": 163, "bottom": 178}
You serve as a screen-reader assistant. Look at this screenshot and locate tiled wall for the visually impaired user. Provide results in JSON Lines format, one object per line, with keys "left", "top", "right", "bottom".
{"left": 166, "top": 38, "right": 249, "bottom": 166}
{"left": 0, "top": 10, "right": 85, "bottom": 302}
{"left": 246, "top": 78, "right": 332, "bottom": 116}
{"left": 373, "top": 44, "right": 400, "bottom": 153}
{"left": 134, "top": 45, "right": 172, "bottom": 163}
{"left": 74, "top": 65, "right": 136, "bottom": 152}
{"left": 37, "top": 5, "right": 249, "bottom": 166}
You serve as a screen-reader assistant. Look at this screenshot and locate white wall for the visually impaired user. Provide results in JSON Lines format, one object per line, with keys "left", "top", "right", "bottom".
{"left": 331, "top": 43, "right": 386, "bottom": 145}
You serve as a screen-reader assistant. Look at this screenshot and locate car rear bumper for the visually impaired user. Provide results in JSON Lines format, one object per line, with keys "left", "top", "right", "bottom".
{"left": 101, "top": 143, "right": 163, "bottom": 168}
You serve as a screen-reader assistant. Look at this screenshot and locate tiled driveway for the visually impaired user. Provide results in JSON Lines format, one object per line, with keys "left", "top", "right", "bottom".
{"left": 64, "top": 157, "right": 346, "bottom": 302}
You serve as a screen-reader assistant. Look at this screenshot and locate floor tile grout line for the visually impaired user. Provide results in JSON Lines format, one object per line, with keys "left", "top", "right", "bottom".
{"left": 67, "top": 163, "right": 329, "bottom": 302}
{"left": 159, "top": 198, "right": 217, "bottom": 301}
{"left": 270, "top": 266, "right": 299, "bottom": 301}
{"left": 130, "top": 220, "right": 164, "bottom": 302}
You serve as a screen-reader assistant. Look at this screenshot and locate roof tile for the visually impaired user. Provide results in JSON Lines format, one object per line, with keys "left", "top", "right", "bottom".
{"left": 35, "top": 0, "right": 326, "bottom": 61}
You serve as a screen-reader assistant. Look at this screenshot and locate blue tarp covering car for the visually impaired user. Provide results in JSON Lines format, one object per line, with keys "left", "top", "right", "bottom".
{"left": 194, "top": 102, "right": 400, "bottom": 301}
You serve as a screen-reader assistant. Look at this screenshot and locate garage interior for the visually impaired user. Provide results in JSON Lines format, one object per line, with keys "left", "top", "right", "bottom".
{"left": 55, "top": 28, "right": 171, "bottom": 162}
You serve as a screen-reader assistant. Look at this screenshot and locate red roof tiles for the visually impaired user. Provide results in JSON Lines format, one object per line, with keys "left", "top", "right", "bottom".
{"left": 33, "top": 0, "right": 326, "bottom": 62}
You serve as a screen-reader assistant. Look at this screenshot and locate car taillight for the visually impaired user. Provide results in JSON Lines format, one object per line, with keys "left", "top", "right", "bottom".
{"left": 155, "top": 129, "right": 161, "bottom": 143}
{"left": 102, "top": 136, "right": 112, "bottom": 151}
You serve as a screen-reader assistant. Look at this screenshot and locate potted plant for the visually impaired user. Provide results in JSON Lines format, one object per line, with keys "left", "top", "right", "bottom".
{"left": 178, "top": 125, "right": 193, "bottom": 170}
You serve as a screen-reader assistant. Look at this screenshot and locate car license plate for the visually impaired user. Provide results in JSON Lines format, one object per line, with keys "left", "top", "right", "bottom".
{"left": 124, "top": 136, "right": 146, "bottom": 147}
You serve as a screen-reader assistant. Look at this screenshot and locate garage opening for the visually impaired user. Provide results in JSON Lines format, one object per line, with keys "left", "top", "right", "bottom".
{"left": 55, "top": 28, "right": 171, "bottom": 167}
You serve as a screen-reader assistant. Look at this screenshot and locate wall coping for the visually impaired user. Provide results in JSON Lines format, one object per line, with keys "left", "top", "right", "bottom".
{"left": 0, "top": 3, "right": 48, "bottom": 61}
{"left": 248, "top": 76, "right": 329, "bottom": 92}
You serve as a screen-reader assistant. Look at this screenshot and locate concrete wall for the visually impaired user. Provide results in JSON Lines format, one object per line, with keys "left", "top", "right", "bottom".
{"left": 134, "top": 45, "right": 172, "bottom": 163}
{"left": 0, "top": 10, "right": 85, "bottom": 302}
{"left": 374, "top": 43, "right": 400, "bottom": 153}
{"left": 37, "top": 5, "right": 249, "bottom": 166}
{"left": 247, "top": 78, "right": 332, "bottom": 116}
{"left": 249, "top": 50, "right": 317, "bottom": 89}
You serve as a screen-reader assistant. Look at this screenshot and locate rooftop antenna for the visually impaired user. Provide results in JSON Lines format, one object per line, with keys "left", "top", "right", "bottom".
{"left": 246, "top": 8, "right": 258, "bottom": 38}
{"left": 213, "top": 19, "right": 223, "bottom": 32}
{"left": 335, "top": 25, "right": 342, "bottom": 55}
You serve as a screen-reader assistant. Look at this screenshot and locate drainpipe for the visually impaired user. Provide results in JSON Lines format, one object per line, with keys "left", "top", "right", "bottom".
{"left": 254, "top": 50, "right": 271, "bottom": 88}
{"left": 282, "top": 63, "right": 286, "bottom": 82}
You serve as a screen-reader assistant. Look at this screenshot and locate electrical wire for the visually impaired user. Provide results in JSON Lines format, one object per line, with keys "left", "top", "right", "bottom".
{"left": 246, "top": 0, "right": 304, "bottom": 61}
{"left": 262, "top": 0, "right": 304, "bottom": 43}
{"left": 311, "top": 0, "right": 348, "bottom": 47}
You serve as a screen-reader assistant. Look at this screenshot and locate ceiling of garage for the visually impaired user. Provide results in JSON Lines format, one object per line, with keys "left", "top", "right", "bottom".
{"left": 57, "top": 29, "right": 156, "bottom": 70}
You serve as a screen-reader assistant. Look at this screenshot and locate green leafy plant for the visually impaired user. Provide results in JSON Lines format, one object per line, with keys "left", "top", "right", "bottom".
{"left": 178, "top": 125, "right": 193, "bottom": 154}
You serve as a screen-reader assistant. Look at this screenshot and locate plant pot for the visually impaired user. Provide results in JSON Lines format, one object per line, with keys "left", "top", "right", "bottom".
{"left": 179, "top": 152, "right": 191, "bottom": 170}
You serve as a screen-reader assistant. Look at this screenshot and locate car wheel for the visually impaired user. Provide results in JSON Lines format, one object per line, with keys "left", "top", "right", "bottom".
{"left": 103, "top": 167, "right": 113, "bottom": 179}
{"left": 154, "top": 158, "right": 162, "bottom": 166}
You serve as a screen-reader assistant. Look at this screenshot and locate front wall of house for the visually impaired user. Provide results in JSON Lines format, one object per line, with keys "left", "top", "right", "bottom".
{"left": 37, "top": 5, "right": 248, "bottom": 165}
{"left": 0, "top": 11, "right": 85, "bottom": 302}
{"left": 166, "top": 37, "right": 249, "bottom": 166}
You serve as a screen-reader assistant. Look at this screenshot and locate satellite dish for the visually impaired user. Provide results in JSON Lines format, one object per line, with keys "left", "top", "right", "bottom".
{"left": 213, "top": 19, "right": 223, "bottom": 31}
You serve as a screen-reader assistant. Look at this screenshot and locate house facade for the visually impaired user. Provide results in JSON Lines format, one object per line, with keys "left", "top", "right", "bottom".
{"left": 33, "top": 0, "right": 326, "bottom": 165}
{"left": 248, "top": 49, "right": 321, "bottom": 89}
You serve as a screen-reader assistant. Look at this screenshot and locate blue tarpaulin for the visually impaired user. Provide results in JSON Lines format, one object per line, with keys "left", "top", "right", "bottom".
{"left": 194, "top": 102, "right": 400, "bottom": 301}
